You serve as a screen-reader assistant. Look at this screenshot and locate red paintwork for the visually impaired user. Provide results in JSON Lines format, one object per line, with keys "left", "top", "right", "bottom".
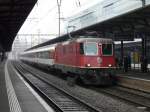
{"left": 54, "top": 39, "right": 116, "bottom": 68}
{"left": 55, "top": 42, "right": 78, "bottom": 66}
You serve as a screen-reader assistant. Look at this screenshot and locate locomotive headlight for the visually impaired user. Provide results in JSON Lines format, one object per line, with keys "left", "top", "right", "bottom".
{"left": 108, "top": 64, "right": 112, "bottom": 67}
{"left": 87, "top": 64, "right": 91, "bottom": 67}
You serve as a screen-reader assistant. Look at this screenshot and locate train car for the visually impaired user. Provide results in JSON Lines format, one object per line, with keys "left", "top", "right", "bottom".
{"left": 20, "top": 44, "right": 56, "bottom": 68}
{"left": 20, "top": 36, "right": 117, "bottom": 85}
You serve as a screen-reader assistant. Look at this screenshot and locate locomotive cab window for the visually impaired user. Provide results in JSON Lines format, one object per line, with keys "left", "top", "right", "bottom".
{"left": 84, "top": 42, "right": 98, "bottom": 56}
{"left": 102, "top": 44, "right": 113, "bottom": 55}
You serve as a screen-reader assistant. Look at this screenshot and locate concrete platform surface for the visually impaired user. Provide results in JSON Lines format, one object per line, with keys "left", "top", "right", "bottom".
{"left": 116, "top": 69, "right": 150, "bottom": 80}
{"left": 117, "top": 70, "right": 150, "bottom": 93}
{"left": 0, "top": 60, "right": 54, "bottom": 112}
{"left": 0, "top": 61, "right": 10, "bottom": 112}
{"left": 6, "top": 60, "right": 53, "bottom": 112}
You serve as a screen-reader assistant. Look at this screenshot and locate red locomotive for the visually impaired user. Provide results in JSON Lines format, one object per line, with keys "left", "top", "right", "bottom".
{"left": 20, "top": 36, "right": 116, "bottom": 85}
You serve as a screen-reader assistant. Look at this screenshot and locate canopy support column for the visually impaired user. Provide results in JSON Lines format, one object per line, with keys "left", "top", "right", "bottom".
{"left": 121, "top": 40, "right": 124, "bottom": 67}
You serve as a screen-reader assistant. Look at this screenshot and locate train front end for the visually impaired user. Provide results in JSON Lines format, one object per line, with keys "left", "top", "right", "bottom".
{"left": 78, "top": 38, "right": 116, "bottom": 85}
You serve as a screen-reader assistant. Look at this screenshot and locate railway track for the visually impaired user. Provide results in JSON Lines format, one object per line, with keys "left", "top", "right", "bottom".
{"left": 90, "top": 86, "right": 150, "bottom": 111}
{"left": 117, "top": 75, "right": 150, "bottom": 93}
{"left": 13, "top": 61, "right": 150, "bottom": 111}
{"left": 12, "top": 61, "right": 100, "bottom": 112}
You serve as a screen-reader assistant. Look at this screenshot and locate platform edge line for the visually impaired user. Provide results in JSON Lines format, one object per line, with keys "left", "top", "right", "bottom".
{"left": 13, "top": 66, "right": 54, "bottom": 112}
{"left": 5, "top": 61, "right": 22, "bottom": 112}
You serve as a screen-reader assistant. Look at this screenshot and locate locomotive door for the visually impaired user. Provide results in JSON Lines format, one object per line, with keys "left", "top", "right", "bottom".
{"left": 74, "top": 43, "right": 78, "bottom": 67}
{"left": 98, "top": 43, "right": 102, "bottom": 56}
{"left": 75, "top": 43, "right": 78, "bottom": 66}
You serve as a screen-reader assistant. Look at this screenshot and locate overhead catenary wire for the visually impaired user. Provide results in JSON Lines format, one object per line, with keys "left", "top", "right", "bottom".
{"left": 26, "top": 4, "right": 57, "bottom": 33}
{"left": 28, "top": 0, "right": 83, "bottom": 32}
{"left": 25, "top": 0, "right": 84, "bottom": 37}
{"left": 38, "top": 5, "right": 57, "bottom": 22}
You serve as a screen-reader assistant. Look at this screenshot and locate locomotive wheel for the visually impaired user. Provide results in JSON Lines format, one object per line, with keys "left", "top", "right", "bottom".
{"left": 79, "top": 70, "right": 117, "bottom": 85}
{"left": 108, "top": 72, "right": 118, "bottom": 85}
{"left": 79, "top": 70, "right": 100, "bottom": 85}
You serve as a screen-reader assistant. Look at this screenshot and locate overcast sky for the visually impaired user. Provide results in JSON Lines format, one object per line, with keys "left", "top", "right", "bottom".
{"left": 18, "top": 0, "right": 103, "bottom": 39}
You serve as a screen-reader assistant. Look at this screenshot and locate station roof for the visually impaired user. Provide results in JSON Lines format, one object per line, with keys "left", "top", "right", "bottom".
{"left": 27, "top": 3, "right": 150, "bottom": 51}
{"left": 0, "top": 0, "right": 37, "bottom": 52}
{"left": 115, "top": 40, "right": 150, "bottom": 49}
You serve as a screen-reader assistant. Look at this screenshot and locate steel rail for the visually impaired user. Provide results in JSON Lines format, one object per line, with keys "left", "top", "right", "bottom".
{"left": 14, "top": 61, "right": 150, "bottom": 111}
{"left": 13, "top": 61, "right": 100, "bottom": 112}
{"left": 90, "top": 86, "right": 150, "bottom": 111}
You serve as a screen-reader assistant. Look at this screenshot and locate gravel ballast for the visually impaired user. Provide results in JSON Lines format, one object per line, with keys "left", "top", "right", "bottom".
{"left": 21, "top": 62, "right": 147, "bottom": 112}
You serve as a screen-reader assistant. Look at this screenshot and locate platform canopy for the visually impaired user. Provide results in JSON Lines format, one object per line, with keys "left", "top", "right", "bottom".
{"left": 67, "top": 3, "right": 150, "bottom": 41}
{"left": 27, "top": 3, "right": 150, "bottom": 51}
{"left": 0, "top": 0, "right": 37, "bottom": 52}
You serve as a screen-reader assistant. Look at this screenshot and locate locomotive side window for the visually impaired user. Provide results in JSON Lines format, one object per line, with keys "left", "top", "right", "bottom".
{"left": 102, "top": 44, "right": 113, "bottom": 55}
{"left": 80, "top": 43, "right": 84, "bottom": 54}
{"left": 84, "top": 42, "right": 98, "bottom": 56}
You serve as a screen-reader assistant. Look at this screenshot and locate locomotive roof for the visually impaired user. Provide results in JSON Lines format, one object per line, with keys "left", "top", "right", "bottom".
{"left": 22, "top": 37, "right": 113, "bottom": 54}
{"left": 75, "top": 37, "right": 113, "bottom": 43}
{"left": 60, "top": 37, "right": 113, "bottom": 45}
{"left": 59, "top": 37, "right": 113, "bottom": 44}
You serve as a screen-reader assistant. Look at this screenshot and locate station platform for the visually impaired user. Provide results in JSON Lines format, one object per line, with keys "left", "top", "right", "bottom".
{"left": 0, "top": 61, "right": 10, "bottom": 112}
{"left": 116, "top": 69, "right": 150, "bottom": 93}
{"left": 0, "top": 60, "right": 54, "bottom": 112}
{"left": 116, "top": 69, "right": 150, "bottom": 80}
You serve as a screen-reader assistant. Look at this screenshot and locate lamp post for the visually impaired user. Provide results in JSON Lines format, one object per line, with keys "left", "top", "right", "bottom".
{"left": 142, "top": 0, "right": 145, "bottom": 7}
{"left": 57, "top": 0, "right": 62, "bottom": 37}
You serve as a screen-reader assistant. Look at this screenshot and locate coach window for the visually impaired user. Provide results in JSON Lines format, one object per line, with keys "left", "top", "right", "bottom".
{"left": 44, "top": 52, "right": 47, "bottom": 58}
{"left": 35, "top": 52, "right": 38, "bottom": 58}
{"left": 46, "top": 51, "right": 49, "bottom": 59}
{"left": 31, "top": 53, "right": 33, "bottom": 57}
{"left": 43, "top": 52, "right": 45, "bottom": 58}
{"left": 43, "top": 52, "right": 46, "bottom": 58}
{"left": 37, "top": 52, "right": 40, "bottom": 58}
{"left": 44, "top": 51, "right": 47, "bottom": 58}
{"left": 40, "top": 52, "right": 42, "bottom": 58}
